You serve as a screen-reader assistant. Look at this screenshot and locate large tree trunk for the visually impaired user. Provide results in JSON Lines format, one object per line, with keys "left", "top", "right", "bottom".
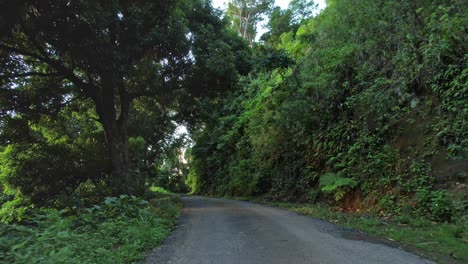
{"left": 105, "top": 119, "right": 132, "bottom": 194}
{"left": 95, "top": 74, "right": 139, "bottom": 195}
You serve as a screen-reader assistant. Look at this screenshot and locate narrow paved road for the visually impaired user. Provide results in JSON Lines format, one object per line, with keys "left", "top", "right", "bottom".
{"left": 144, "top": 196, "right": 434, "bottom": 264}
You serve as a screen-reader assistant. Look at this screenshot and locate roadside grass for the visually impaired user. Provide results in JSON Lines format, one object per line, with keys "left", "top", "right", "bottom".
{"left": 228, "top": 196, "right": 467, "bottom": 264}
{"left": 0, "top": 192, "right": 181, "bottom": 264}
{"left": 149, "top": 186, "right": 172, "bottom": 195}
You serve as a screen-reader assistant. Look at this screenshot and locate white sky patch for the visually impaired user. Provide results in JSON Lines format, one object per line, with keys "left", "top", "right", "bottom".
{"left": 175, "top": 124, "right": 188, "bottom": 136}
{"left": 117, "top": 11, "right": 123, "bottom": 20}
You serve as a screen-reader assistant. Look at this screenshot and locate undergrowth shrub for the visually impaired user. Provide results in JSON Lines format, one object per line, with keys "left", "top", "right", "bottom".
{"left": 319, "top": 173, "right": 358, "bottom": 201}
{"left": 415, "top": 190, "right": 465, "bottom": 223}
{"left": 0, "top": 195, "right": 180, "bottom": 264}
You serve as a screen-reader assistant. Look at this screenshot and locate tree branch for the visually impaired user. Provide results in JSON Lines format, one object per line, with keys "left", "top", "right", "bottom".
{"left": 0, "top": 43, "right": 48, "bottom": 62}
{"left": 0, "top": 43, "right": 97, "bottom": 100}
{"left": 0, "top": 71, "right": 62, "bottom": 78}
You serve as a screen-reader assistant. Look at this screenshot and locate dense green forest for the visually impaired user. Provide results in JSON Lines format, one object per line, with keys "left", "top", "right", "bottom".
{"left": 0, "top": 0, "right": 467, "bottom": 262}
{"left": 190, "top": 0, "right": 468, "bottom": 221}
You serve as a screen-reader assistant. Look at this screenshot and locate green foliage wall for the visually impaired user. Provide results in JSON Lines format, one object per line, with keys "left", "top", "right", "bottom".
{"left": 189, "top": 0, "right": 467, "bottom": 221}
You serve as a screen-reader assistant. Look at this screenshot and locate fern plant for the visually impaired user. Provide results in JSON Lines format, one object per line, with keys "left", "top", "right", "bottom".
{"left": 319, "top": 173, "right": 358, "bottom": 201}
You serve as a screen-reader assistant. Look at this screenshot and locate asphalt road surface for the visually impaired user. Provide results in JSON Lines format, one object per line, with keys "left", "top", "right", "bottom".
{"left": 144, "top": 196, "right": 435, "bottom": 264}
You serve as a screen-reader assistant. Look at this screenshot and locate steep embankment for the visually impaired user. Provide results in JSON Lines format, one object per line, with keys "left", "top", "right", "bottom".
{"left": 187, "top": 0, "right": 467, "bottom": 261}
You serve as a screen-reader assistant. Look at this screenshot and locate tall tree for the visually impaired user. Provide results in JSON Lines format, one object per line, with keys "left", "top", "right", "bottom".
{"left": 0, "top": 0, "right": 246, "bottom": 195}
{"left": 260, "top": 0, "right": 316, "bottom": 46}
{"left": 288, "top": 0, "right": 316, "bottom": 23}
{"left": 227, "top": 0, "right": 274, "bottom": 46}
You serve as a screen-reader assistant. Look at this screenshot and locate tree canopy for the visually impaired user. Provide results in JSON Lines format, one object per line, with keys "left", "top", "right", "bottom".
{"left": 226, "top": 0, "right": 274, "bottom": 46}
{"left": 0, "top": 0, "right": 250, "bottom": 202}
